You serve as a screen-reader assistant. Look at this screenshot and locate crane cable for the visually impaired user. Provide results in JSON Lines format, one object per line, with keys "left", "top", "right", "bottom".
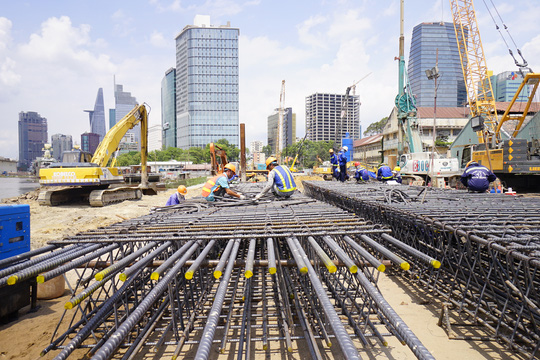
{"left": 481, "top": 0, "right": 532, "bottom": 72}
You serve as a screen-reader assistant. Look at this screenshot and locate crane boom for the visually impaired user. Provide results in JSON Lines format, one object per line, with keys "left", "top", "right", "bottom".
{"left": 450, "top": 0, "right": 499, "bottom": 146}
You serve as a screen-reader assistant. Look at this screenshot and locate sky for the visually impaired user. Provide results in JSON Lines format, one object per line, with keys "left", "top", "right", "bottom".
{"left": 1, "top": 0, "right": 540, "bottom": 160}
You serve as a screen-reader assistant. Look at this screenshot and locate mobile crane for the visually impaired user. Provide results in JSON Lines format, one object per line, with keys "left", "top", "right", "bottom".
{"left": 450, "top": 0, "right": 540, "bottom": 190}
{"left": 38, "top": 104, "right": 152, "bottom": 206}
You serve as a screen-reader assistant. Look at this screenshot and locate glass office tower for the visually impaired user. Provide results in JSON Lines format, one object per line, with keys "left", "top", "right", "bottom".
{"left": 114, "top": 84, "right": 139, "bottom": 152}
{"left": 18, "top": 111, "right": 48, "bottom": 170}
{"left": 175, "top": 17, "right": 239, "bottom": 149}
{"left": 161, "top": 68, "right": 176, "bottom": 149}
{"left": 85, "top": 88, "right": 106, "bottom": 142}
{"left": 408, "top": 22, "right": 467, "bottom": 108}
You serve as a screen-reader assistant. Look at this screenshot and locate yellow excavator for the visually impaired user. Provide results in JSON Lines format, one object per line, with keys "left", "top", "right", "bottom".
{"left": 38, "top": 104, "right": 152, "bottom": 206}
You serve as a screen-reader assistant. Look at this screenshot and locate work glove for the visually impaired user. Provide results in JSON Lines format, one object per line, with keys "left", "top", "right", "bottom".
{"left": 254, "top": 193, "right": 263, "bottom": 200}
{"left": 239, "top": 195, "right": 246, "bottom": 200}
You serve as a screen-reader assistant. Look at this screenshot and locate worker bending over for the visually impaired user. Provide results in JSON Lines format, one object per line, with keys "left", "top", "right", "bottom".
{"left": 354, "top": 162, "right": 370, "bottom": 183}
{"left": 460, "top": 161, "right": 497, "bottom": 192}
{"left": 166, "top": 185, "right": 187, "bottom": 205}
{"left": 254, "top": 157, "right": 296, "bottom": 200}
{"left": 392, "top": 166, "right": 402, "bottom": 184}
{"left": 377, "top": 163, "right": 393, "bottom": 182}
{"left": 202, "top": 163, "right": 245, "bottom": 201}
{"left": 338, "top": 146, "right": 349, "bottom": 182}
{"left": 329, "top": 149, "right": 339, "bottom": 180}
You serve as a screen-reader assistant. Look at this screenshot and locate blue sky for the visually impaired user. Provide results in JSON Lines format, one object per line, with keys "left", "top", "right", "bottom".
{"left": 1, "top": 0, "right": 539, "bottom": 160}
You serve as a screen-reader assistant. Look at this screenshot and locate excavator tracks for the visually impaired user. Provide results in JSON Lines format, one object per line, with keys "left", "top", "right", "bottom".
{"left": 89, "top": 186, "right": 143, "bottom": 206}
{"left": 38, "top": 186, "right": 142, "bottom": 207}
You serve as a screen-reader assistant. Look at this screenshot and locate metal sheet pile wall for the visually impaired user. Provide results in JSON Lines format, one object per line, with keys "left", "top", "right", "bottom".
{"left": 302, "top": 181, "right": 540, "bottom": 358}
{"left": 0, "top": 188, "right": 436, "bottom": 360}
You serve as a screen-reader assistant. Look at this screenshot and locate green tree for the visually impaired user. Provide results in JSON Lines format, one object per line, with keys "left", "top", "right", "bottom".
{"left": 116, "top": 151, "right": 141, "bottom": 166}
{"left": 364, "top": 117, "right": 388, "bottom": 136}
{"left": 262, "top": 145, "right": 272, "bottom": 157}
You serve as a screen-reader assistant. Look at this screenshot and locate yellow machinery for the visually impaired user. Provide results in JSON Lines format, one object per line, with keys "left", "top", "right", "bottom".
{"left": 38, "top": 104, "right": 151, "bottom": 206}
{"left": 451, "top": 0, "right": 540, "bottom": 188}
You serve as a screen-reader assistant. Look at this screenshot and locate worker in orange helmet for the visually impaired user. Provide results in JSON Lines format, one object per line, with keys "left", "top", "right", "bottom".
{"left": 166, "top": 185, "right": 187, "bottom": 206}
{"left": 201, "top": 163, "right": 245, "bottom": 201}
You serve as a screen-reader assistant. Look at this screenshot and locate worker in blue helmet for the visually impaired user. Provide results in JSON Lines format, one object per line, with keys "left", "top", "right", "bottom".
{"left": 460, "top": 161, "right": 497, "bottom": 192}
{"left": 337, "top": 146, "right": 349, "bottom": 182}
{"left": 377, "top": 163, "right": 393, "bottom": 182}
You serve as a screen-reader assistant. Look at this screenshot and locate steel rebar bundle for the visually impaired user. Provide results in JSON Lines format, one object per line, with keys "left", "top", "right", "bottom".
{"left": 0, "top": 186, "right": 439, "bottom": 359}
{"left": 303, "top": 181, "right": 540, "bottom": 359}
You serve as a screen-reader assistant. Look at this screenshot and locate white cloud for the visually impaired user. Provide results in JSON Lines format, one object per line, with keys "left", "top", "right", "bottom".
{"left": 111, "top": 10, "right": 135, "bottom": 37}
{"left": 297, "top": 15, "right": 328, "bottom": 48}
{"left": 0, "top": 17, "right": 12, "bottom": 52}
{"left": 149, "top": 30, "right": 169, "bottom": 48}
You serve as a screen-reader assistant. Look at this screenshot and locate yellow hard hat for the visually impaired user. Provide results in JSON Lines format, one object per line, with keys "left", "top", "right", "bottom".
{"left": 329, "top": 149, "right": 334, "bottom": 153}
{"left": 465, "top": 160, "right": 478, "bottom": 168}
{"left": 265, "top": 156, "right": 278, "bottom": 169}
{"left": 224, "top": 163, "right": 236, "bottom": 174}
{"left": 177, "top": 185, "right": 187, "bottom": 194}
{"left": 394, "top": 166, "right": 401, "bottom": 172}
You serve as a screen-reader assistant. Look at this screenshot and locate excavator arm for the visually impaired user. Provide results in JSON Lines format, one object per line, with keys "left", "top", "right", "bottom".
{"left": 91, "top": 104, "right": 149, "bottom": 169}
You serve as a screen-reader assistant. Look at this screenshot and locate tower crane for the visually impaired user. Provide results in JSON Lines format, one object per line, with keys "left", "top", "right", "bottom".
{"left": 338, "top": 73, "right": 371, "bottom": 147}
{"left": 276, "top": 80, "right": 286, "bottom": 161}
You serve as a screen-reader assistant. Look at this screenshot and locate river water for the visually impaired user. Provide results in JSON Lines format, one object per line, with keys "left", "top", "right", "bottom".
{"left": 0, "top": 177, "right": 40, "bottom": 201}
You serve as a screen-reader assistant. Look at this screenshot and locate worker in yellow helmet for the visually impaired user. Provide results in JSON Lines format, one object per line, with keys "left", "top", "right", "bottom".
{"left": 329, "top": 148, "right": 339, "bottom": 180}
{"left": 392, "top": 166, "right": 402, "bottom": 184}
{"left": 254, "top": 156, "right": 296, "bottom": 200}
{"left": 201, "top": 163, "right": 245, "bottom": 201}
{"left": 166, "top": 185, "right": 187, "bottom": 205}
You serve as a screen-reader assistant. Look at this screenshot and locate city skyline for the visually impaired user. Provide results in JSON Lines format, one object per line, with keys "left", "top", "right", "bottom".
{"left": 1, "top": 0, "right": 539, "bottom": 160}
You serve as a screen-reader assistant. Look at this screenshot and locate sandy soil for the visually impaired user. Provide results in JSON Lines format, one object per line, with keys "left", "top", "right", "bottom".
{"left": 0, "top": 178, "right": 524, "bottom": 359}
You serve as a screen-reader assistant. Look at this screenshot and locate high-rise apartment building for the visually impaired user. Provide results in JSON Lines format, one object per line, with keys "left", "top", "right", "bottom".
{"left": 148, "top": 124, "right": 163, "bottom": 152}
{"left": 267, "top": 108, "right": 296, "bottom": 154}
{"left": 114, "top": 84, "right": 139, "bottom": 153}
{"left": 81, "top": 132, "right": 100, "bottom": 154}
{"left": 161, "top": 68, "right": 176, "bottom": 149}
{"left": 175, "top": 15, "right": 239, "bottom": 149}
{"left": 18, "top": 111, "right": 48, "bottom": 170}
{"left": 85, "top": 88, "right": 106, "bottom": 142}
{"left": 250, "top": 140, "right": 263, "bottom": 155}
{"left": 305, "top": 93, "right": 360, "bottom": 144}
{"left": 51, "top": 134, "right": 73, "bottom": 161}
{"left": 408, "top": 22, "right": 467, "bottom": 108}
{"left": 489, "top": 71, "right": 529, "bottom": 102}
{"left": 109, "top": 109, "right": 116, "bottom": 130}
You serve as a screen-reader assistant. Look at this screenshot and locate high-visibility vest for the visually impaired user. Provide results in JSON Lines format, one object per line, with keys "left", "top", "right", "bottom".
{"left": 201, "top": 174, "right": 226, "bottom": 197}
{"left": 272, "top": 165, "right": 297, "bottom": 192}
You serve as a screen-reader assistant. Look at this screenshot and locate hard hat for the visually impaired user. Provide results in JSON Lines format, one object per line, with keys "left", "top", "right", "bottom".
{"left": 378, "top": 163, "right": 386, "bottom": 168}
{"left": 177, "top": 185, "right": 187, "bottom": 195}
{"left": 465, "top": 160, "right": 478, "bottom": 168}
{"left": 394, "top": 166, "right": 401, "bottom": 172}
{"left": 329, "top": 149, "right": 334, "bottom": 153}
{"left": 343, "top": 146, "right": 348, "bottom": 152}
{"left": 354, "top": 162, "right": 360, "bottom": 167}
{"left": 224, "top": 163, "right": 236, "bottom": 174}
{"left": 265, "top": 156, "right": 278, "bottom": 169}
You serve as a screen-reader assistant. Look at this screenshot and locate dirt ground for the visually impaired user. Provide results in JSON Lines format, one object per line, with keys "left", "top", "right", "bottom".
{"left": 0, "top": 177, "right": 524, "bottom": 359}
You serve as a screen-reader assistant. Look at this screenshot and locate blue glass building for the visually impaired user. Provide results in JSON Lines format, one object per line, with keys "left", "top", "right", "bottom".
{"left": 408, "top": 22, "right": 467, "bottom": 108}
{"left": 85, "top": 88, "right": 106, "bottom": 143}
{"left": 161, "top": 68, "right": 176, "bottom": 149}
{"left": 490, "top": 71, "right": 529, "bottom": 102}
{"left": 175, "top": 17, "right": 239, "bottom": 149}
{"left": 114, "top": 84, "right": 139, "bottom": 152}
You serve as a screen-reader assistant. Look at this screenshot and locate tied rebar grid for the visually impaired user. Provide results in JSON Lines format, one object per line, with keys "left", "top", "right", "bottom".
{"left": 303, "top": 181, "right": 540, "bottom": 359}
{"left": 0, "top": 187, "right": 437, "bottom": 360}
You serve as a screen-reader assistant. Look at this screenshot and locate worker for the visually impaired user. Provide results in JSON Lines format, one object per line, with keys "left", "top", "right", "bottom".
{"left": 329, "top": 148, "right": 339, "bottom": 180}
{"left": 201, "top": 163, "right": 245, "bottom": 201}
{"left": 166, "top": 185, "right": 187, "bottom": 205}
{"left": 254, "top": 157, "right": 296, "bottom": 200}
{"left": 460, "top": 161, "right": 497, "bottom": 192}
{"left": 354, "top": 162, "right": 370, "bottom": 183}
{"left": 392, "top": 166, "right": 402, "bottom": 184}
{"left": 377, "top": 163, "right": 394, "bottom": 182}
{"left": 337, "top": 146, "right": 349, "bottom": 182}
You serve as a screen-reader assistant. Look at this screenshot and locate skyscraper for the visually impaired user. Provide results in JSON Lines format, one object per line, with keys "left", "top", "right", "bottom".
{"left": 267, "top": 108, "right": 296, "bottom": 154}
{"left": 175, "top": 15, "right": 239, "bottom": 149}
{"left": 489, "top": 71, "right": 529, "bottom": 102}
{"left": 85, "top": 88, "right": 106, "bottom": 142}
{"left": 18, "top": 111, "right": 48, "bottom": 170}
{"left": 114, "top": 84, "right": 139, "bottom": 153}
{"left": 408, "top": 22, "right": 467, "bottom": 108}
{"left": 161, "top": 68, "right": 176, "bottom": 149}
{"left": 81, "top": 132, "right": 100, "bottom": 154}
{"left": 51, "top": 134, "right": 73, "bottom": 161}
{"left": 305, "top": 93, "right": 360, "bottom": 143}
